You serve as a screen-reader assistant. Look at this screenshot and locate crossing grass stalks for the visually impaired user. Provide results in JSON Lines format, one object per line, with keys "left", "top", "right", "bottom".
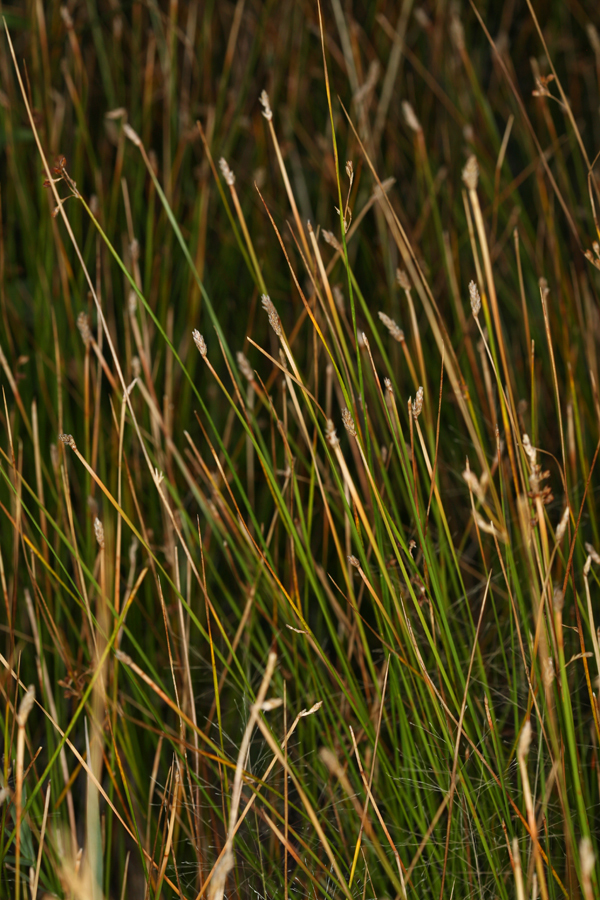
{"left": 1, "top": 1, "right": 600, "bottom": 897}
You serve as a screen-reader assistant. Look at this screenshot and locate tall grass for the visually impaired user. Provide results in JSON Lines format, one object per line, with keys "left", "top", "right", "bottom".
{"left": 1, "top": 1, "right": 600, "bottom": 898}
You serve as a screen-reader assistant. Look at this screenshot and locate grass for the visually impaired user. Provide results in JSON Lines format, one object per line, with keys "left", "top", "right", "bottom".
{"left": 1, "top": 0, "right": 600, "bottom": 897}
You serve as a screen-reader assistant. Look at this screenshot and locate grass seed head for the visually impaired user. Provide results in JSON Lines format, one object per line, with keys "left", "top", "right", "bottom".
{"left": 17, "top": 685, "right": 35, "bottom": 727}
{"left": 236, "top": 351, "right": 254, "bottom": 382}
{"left": 259, "top": 90, "right": 273, "bottom": 121}
{"left": 322, "top": 230, "right": 342, "bottom": 252}
{"left": 412, "top": 386, "right": 424, "bottom": 420}
{"left": 219, "top": 157, "right": 235, "bottom": 186}
{"left": 261, "top": 294, "right": 282, "bottom": 336}
{"left": 193, "top": 330, "right": 207, "bottom": 358}
{"left": 556, "top": 506, "right": 569, "bottom": 542}
{"left": 378, "top": 311, "right": 404, "bottom": 342}
{"left": 402, "top": 100, "right": 422, "bottom": 133}
{"left": 94, "top": 517, "right": 105, "bottom": 549}
{"left": 77, "top": 312, "right": 92, "bottom": 346}
{"left": 348, "top": 555, "right": 360, "bottom": 568}
{"left": 518, "top": 719, "right": 532, "bottom": 760}
{"left": 342, "top": 408, "right": 356, "bottom": 436}
{"left": 469, "top": 280, "right": 481, "bottom": 317}
{"left": 325, "top": 419, "right": 339, "bottom": 446}
{"left": 396, "top": 268, "right": 411, "bottom": 291}
{"left": 462, "top": 155, "right": 479, "bottom": 190}
{"left": 59, "top": 433, "right": 77, "bottom": 450}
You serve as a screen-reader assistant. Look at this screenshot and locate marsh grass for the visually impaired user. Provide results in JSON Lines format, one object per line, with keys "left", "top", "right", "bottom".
{"left": 1, "top": 1, "right": 600, "bottom": 897}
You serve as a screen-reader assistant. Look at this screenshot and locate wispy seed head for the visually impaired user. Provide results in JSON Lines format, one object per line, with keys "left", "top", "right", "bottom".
{"left": 77, "top": 311, "right": 92, "bottom": 346}
{"left": 325, "top": 419, "right": 339, "bottom": 447}
{"left": 333, "top": 284, "right": 345, "bottom": 311}
{"left": 580, "top": 837, "right": 595, "bottom": 879}
{"left": 378, "top": 311, "right": 404, "bottom": 342}
{"left": 412, "top": 386, "right": 424, "bottom": 420}
{"left": 348, "top": 555, "right": 360, "bottom": 568}
{"left": 396, "top": 269, "right": 411, "bottom": 291}
{"left": 345, "top": 160, "right": 354, "bottom": 181}
{"left": 384, "top": 377, "right": 393, "bottom": 394}
{"left": 261, "top": 294, "right": 282, "bottom": 337}
{"left": 123, "top": 123, "right": 141, "bottom": 147}
{"left": 59, "top": 433, "right": 76, "bottom": 450}
{"left": 193, "top": 330, "right": 207, "bottom": 358}
{"left": 469, "top": 280, "right": 481, "bottom": 317}
{"left": 585, "top": 542, "right": 600, "bottom": 565}
{"left": 556, "top": 506, "right": 569, "bottom": 542}
{"left": 17, "top": 685, "right": 36, "bottom": 726}
{"left": 219, "top": 157, "right": 235, "bottom": 186}
{"left": 342, "top": 408, "right": 356, "bottom": 436}
{"left": 552, "top": 586, "right": 564, "bottom": 614}
{"left": 518, "top": 719, "right": 532, "bottom": 760}
{"left": 462, "top": 155, "right": 479, "bottom": 190}
{"left": 402, "top": 101, "right": 422, "bottom": 133}
{"left": 322, "top": 230, "right": 342, "bottom": 253}
{"left": 236, "top": 351, "right": 254, "bottom": 382}
{"left": 94, "top": 517, "right": 105, "bottom": 549}
{"left": 259, "top": 90, "right": 273, "bottom": 121}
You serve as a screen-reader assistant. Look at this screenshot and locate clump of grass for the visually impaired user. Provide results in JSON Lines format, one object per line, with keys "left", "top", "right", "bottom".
{"left": 1, "top": 2, "right": 600, "bottom": 898}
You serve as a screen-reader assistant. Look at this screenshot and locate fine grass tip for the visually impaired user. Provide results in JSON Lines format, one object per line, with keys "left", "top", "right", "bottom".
{"left": 219, "top": 157, "right": 235, "bottom": 186}
{"left": 342, "top": 408, "right": 356, "bottom": 436}
{"left": 94, "top": 517, "right": 105, "bottom": 549}
{"left": 193, "top": 330, "right": 207, "bottom": 358}
{"left": 17, "top": 685, "right": 36, "bottom": 727}
{"left": 325, "top": 419, "right": 339, "bottom": 446}
{"left": 259, "top": 90, "right": 273, "bottom": 121}
{"left": 402, "top": 101, "right": 422, "bottom": 133}
{"left": 59, "top": 433, "right": 77, "bottom": 450}
{"left": 261, "top": 294, "right": 282, "bottom": 336}
{"left": 469, "top": 281, "right": 481, "bottom": 317}
{"left": 236, "top": 351, "right": 254, "bottom": 382}
{"left": 462, "top": 155, "right": 479, "bottom": 190}
{"left": 378, "top": 311, "right": 404, "bottom": 342}
{"left": 518, "top": 720, "right": 532, "bottom": 761}
{"left": 123, "top": 123, "right": 141, "bottom": 147}
{"left": 77, "top": 312, "right": 92, "bottom": 346}
{"left": 412, "top": 386, "right": 424, "bottom": 420}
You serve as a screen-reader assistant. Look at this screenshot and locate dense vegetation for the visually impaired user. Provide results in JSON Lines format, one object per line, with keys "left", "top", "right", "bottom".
{"left": 2, "top": 1, "right": 600, "bottom": 897}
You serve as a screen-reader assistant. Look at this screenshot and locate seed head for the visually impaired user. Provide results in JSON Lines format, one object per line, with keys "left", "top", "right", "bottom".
{"left": 469, "top": 280, "right": 481, "bottom": 317}
{"left": 384, "top": 377, "right": 393, "bottom": 395}
{"left": 236, "top": 351, "right": 254, "bottom": 382}
{"left": 378, "top": 311, "right": 404, "bottom": 342}
{"left": 333, "top": 284, "right": 345, "bottom": 311}
{"left": 123, "top": 123, "right": 141, "bottom": 147}
{"left": 342, "top": 408, "right": 356, "bottom": 436}
{"left": 396, "top": 269, "right": 411, "bottom": 291}
{"left": 552, "top": 586, "right": 564, "bottom": 614}
{"left": 77, "top": 311, "right": 92, "bottom": 346}
{"left": 259, "top": 90, "right": 273, "bottom": 121}
{"left": 94, "top": 517, "right": 105, "bottom": 549}
{"left": 412, "top": 386, "right": 424, "bottom": 420}
{"left": 325, "top": 419, "right": 339, "bottom": 447}
{"left": 462, "top": 155, "right": 479, "bottom": 190}
{"left": 585, "top": 542, "right": 600, "bottom": 565}
{"left": 580, "top": 837, "right": 595, "bottom": 880}
{"left": 348, "top": 555, "right": 360, "bottom": 568}
{"left": 193, "top": 330, "right": 207, "bottom": 358}
{"left": 322, "top": 230, "right": 342, "bottom": 253}
{"left": 17, "top": 685, "right": 36, "bottom": 727}
{"left": 518, "top": 719, "right": 532, "bottom": 760}
{"left": 345, "top": 160, "right": 354, "bottom": 181}
{"left": 556, "top": 506, "right": 569, "bottom": 542}
{"left": 219, "top": 157, "right": 235, "bottom": 186}
{"left": 402, "top": 101, "right": 422, "bottom": 133}
{"left": 261, "top": 294, "right": 282, "bottom": 337}
{"left": 59, "top": 433, "right": 77, "bottom": 450}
